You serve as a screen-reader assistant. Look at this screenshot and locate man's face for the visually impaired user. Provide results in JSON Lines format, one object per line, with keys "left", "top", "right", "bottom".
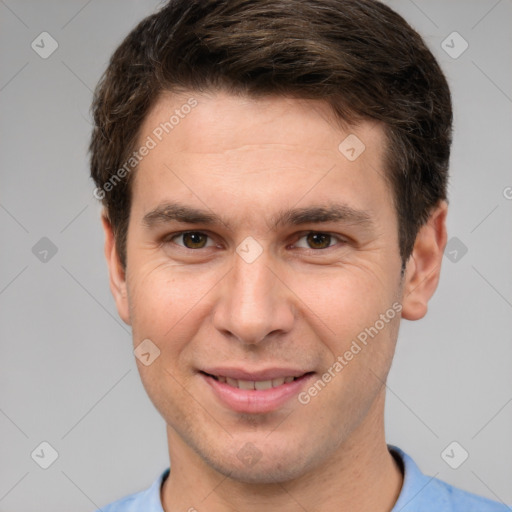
{"left": 109, "top": 90, "right": 407, "bottom": 482}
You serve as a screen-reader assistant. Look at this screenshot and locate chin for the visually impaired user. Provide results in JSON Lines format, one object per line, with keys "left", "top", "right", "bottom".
{"left": 200, "top": 441, "right": 315, "bottom": 485}
{"left": 212, "top": 458, "right": 308, "bottom": 484}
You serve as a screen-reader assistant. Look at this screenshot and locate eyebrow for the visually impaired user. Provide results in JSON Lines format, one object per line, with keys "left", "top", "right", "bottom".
{"left": 142, "top": 201, "right": 374, "bottom": 231}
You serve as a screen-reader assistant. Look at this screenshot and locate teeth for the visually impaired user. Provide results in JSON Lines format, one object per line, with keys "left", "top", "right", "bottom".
{"left": 238, "top": 379, "right": 255, "bottom": 390}
{"left": 215, "top": 375, "right": 299, "bottom": 389}
{"left": 255, "top": 380, "right": 273, "bottom": 390}
{"left": 226, "top": 377, "right": 238, "bottom": 387}
{"left": 272, "top": 377, "right": 285, "bottom": 387}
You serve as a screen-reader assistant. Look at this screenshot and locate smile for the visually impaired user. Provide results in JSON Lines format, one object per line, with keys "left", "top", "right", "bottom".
{"left": 204, "top": 373, "right": 301, "bottom": 390}
{"left": 200, "top": 370, "right": 315, "bottom": 414}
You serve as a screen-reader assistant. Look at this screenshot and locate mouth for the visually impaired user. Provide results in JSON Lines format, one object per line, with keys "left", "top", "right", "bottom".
{"left": 201, "top": 371, "right": 307, "bottom": 390}
{"left": 199, "top": 370, "right": 315, "bottom": 414}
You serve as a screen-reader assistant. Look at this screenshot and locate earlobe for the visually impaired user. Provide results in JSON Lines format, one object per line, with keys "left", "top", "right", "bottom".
{"left": 401, "top": 201, "right": 448, "bottom": 321}
{"left": 101, "top": 213, "right": 131, "bottom": 325}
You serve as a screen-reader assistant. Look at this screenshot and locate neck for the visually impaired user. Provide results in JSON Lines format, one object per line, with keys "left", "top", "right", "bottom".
{"left": 161, "top": 392, "right": 403, "bottom": 512}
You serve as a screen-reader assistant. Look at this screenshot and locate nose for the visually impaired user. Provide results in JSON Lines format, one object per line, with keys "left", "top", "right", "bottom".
{"left": 212, "top": 247, "right": 295, "bottom": 346}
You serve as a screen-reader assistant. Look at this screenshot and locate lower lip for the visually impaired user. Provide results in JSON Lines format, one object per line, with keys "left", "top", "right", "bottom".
{"left": 201, "top": 372, "right": 314, "bottom": 414}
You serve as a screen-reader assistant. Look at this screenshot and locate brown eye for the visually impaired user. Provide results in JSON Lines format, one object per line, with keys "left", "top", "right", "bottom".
{"left": 294, "top": 232, "right": 339, "bottom": 250}
{"left": 305, "top": 233, "right": 332, "bottom": 249}
{"left": 291, "top": 231, "right": 351, "bottom": 252}
{"left": 171, "top": 232, "right": 211, "bottom": 249}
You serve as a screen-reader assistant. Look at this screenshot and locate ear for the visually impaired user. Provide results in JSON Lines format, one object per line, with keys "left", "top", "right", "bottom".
{"left": 101, "top": 212, "right": 131, "bottom": 325}
{"left": 401, "top": 200, "right": 448, "bottom": 321}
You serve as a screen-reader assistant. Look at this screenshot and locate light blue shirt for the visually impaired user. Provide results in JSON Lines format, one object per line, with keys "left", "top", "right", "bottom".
{"left": 96, "top": 445, "right": 510, "bottom": 511}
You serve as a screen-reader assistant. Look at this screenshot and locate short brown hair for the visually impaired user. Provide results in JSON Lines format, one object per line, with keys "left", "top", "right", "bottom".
{"left": 90, "top": 0, "right": 453, "bottom": 271}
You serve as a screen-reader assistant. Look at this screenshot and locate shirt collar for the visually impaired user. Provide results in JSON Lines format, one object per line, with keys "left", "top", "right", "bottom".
{"left": 389, "top": 444, "right": 436, "bottom": 511}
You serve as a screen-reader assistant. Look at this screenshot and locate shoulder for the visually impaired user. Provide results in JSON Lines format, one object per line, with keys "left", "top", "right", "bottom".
{"left": 96, "top": 492, "right": 139, "bottom": 512}
{"left": 389, "top": 445, "right": 509, "bottom": 512}
{"left": 94, "top": 468, "right": 169, "bottom": 512}
{"left": 427, "top": 477, "right": 509, "bottom": 511}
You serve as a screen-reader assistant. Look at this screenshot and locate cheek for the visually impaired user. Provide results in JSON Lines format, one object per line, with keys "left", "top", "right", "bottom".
{"left": 292, "top": 265, "right": 394, "bottom": 339}
{"left": 126, "top": 260, "right": 221, "bottom": 355}
{"left": 294, "top": 265, "right": 401, "bottom": 393}
{"left": 127, "top": 263, "right": 186, "bottom": 343}
{"left": 126, "top": 266, "right": 202, "bottom": 412}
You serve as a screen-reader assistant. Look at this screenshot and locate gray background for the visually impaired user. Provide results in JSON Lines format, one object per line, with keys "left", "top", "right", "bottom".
{"left": 1, "top": 0, "right": 511, "bottom": 510}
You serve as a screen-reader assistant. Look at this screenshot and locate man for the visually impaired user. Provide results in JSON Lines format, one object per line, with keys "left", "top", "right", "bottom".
{"left": 89, "top": 0, "right": 507, "bottom": 510}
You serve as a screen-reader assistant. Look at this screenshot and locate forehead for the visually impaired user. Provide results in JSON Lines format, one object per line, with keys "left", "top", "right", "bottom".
{"left": 130, "top": 89, "right": 393, "bottom": 228}
{"left": 140, "top": 89, "right": 385, "bottom": 155}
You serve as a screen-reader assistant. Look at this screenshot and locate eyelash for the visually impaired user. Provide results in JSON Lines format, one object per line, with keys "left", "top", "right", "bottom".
{"left": 163, "top": 230, "right": 348, "bottom": 253}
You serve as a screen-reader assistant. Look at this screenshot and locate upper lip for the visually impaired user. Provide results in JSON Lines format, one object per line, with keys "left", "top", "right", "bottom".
{"left": 201, "top": 367, "right": 313, "bottom": 381}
